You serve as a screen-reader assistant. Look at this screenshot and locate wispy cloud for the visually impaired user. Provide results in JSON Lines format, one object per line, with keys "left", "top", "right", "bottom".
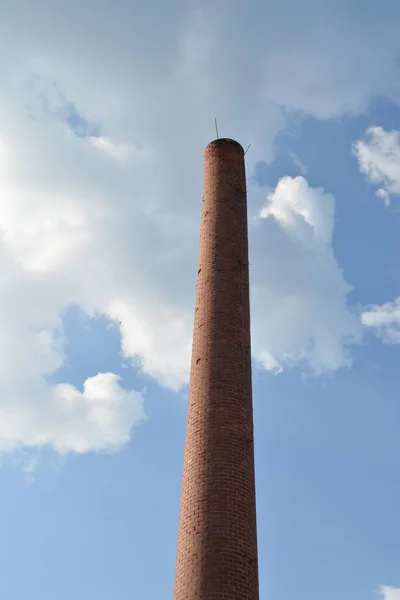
{"left": 354, "top": 126, "right": 400, "bottom": 206}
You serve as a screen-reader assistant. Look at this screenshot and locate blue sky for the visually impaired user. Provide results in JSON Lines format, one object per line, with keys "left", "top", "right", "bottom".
{"left": 0, "top": 1, "right": 400, "bottom": 599}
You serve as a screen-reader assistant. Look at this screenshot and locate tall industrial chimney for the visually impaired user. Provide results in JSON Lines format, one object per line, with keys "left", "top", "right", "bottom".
{"left": 173, "top": 138, "right": 259, "bottom": 600}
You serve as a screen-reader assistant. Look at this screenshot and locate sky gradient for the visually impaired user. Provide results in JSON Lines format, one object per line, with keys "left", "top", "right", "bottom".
{"left": 0, "top": 1, "right": 399, "bottom": 599}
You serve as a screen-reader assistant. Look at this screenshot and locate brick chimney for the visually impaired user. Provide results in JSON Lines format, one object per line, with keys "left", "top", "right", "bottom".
{"left": 173, "top": 138, "right": 259, "bottom": 600}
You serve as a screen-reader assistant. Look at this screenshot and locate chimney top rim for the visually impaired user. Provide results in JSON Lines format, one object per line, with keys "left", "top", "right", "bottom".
{"left": 205, "top": 138, "right": 244, "bottom": 153}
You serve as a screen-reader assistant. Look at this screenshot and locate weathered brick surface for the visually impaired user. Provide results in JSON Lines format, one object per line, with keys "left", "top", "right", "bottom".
{"left": 173, "top": 139, "right": 259, "bottom": 600}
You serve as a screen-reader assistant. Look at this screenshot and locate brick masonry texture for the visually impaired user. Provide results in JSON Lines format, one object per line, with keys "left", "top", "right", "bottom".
{"left": 173, "top": 139, "right": 259, "bottom": 600}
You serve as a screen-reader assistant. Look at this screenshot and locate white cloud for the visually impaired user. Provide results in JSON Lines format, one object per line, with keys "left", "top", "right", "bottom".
{"left": 108, "top": 299, "right": 192, "bottom": 391}
{"left": 355, "top": 127, "right": 400, "bottom": 346}
{"left": 0, "top": 367, "right": 145, "bottom": 454}
{"left": 257, "top": 352, "right": 284, "bottom": 375}
{"left": 0, "top": 0, "right": 396, "bottom": 454}
{"left": 362, "top": 297, "right": 400, "bottom": 343}
{"left": 49, "top": 373, "right": 146, "bottom": 454}
{"left": 260, "top": 176, "right": 334, "bottom": 245}
{"left": 89, "top": 136, "right": 151, "bottom": 163}
{"left": 253, "top": 177, "right": 361, "bottom": 373}
{"left": 354, "top": 127, "right": 400, "bottom": 205}
{"left": 380, "top": 586, "right": 400, "bottom": 600}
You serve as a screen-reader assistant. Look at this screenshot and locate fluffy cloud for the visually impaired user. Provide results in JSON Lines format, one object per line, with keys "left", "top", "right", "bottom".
{"left": 380, "top": 587, "right": 400, "bottom": 600}
{"left": 362, "top": 298, "right": 400, "bottom": 343}
{"left": 0, "top": 373, "right": 145, "bottom": 454}
{"left": 355, "top": 126, "right": 400, "bottom": 347}
{"left": 0, "top": 0, "right": 398, "bottom": 454}
{"left": 354, "top": 127, "right": 400, "bottom": 205}
{"left": 108, "top": 299, "right": 192, "bottom": 391}
{"left": 252, "top": 176, "right": 361, "bottom": 373}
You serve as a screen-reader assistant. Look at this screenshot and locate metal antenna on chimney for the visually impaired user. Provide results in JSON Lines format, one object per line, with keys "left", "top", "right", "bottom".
{"left": 214, "top": 118, "right": 219, "bottom": 140}
{"left": 244, "top": 144, "right": 251, "bottom": 155}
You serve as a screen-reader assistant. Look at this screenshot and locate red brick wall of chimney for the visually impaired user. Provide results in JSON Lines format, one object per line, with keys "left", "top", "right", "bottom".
{"left": 173, "top": 139, "right": 259, "bottom": 600}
